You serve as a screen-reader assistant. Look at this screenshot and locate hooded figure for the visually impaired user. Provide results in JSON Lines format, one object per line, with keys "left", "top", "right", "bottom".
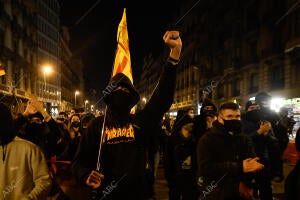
{"left": 0, "top": 103, "right": 52, "bottom": 199}
{"left": 72, "top": 30, "right": 182, "bottom": 200}
{"left": 103, "top": 73, "right": 140, "bottom": 124}
{"left": 193, "top": 99, "right": 217, "bottom": 141}
{"left": 170, "top": 114, "right": 198, "bottom": 200}
{"left": 0, "top": 103, "right": 16, "bottom": 146}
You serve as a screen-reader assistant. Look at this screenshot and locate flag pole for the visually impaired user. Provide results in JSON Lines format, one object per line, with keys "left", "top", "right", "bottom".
{"left": 95, "top": 8, "right": 125, "bottom": 172}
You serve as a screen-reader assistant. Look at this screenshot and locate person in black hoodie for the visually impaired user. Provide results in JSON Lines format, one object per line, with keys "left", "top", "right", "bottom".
{"left": 171, "top": 114, "right": 198, "bottom": 200}
{"left": 72, "top": 30, "right": 182, "bottom": 200}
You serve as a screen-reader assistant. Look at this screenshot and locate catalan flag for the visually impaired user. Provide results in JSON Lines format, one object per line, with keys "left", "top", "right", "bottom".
{"left": 112, "top": 8, "right": 133, "bottom": 84}
{"left": 0, "top": 63, "right": 5, "bottom": 76}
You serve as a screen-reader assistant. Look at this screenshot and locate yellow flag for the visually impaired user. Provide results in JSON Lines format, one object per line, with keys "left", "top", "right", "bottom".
{"left": 0, "top": 63, "right": 5, "bottom": 76}
{"left": 112, "top": 8, "right": 133, "bottom": 83}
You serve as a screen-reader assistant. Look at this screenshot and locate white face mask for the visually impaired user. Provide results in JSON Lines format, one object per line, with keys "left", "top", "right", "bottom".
{"left": 206, "top": 122, "right": 213, "bottom": 129}
{"left": 188, "top": 113, "right": 194, "bottom": 119}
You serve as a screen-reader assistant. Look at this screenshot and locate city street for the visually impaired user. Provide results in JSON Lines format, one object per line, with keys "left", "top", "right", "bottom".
{"left": 53, "top": 139, "right": 299, "bottom": 200}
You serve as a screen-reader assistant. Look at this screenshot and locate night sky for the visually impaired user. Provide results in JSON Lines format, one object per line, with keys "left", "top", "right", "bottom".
{"left": 60, "top": 0, "right": 180, "bottom": 100}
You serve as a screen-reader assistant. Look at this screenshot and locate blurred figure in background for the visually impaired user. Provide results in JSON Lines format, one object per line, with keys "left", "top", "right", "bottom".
{"left": 171, "top": 114, "right": 198, "bottom": 200}
{"left": 284, "top": 127, "right": 300, "bottom": 200}
{"left": 58, "top": 113, "right": 82, "bottom": 161}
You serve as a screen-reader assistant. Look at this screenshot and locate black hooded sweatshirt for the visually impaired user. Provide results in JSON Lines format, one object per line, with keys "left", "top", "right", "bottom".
{"left": 72, "top": 62, "right": 177, "bottom": 199}
{"left": 0, "top": 103, "right": 16, "bottom": 162}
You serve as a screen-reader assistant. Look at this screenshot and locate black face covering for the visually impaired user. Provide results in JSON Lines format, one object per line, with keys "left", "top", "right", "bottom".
{"left": 71, "top": 122, "right": 80, "bottom": 128}
{"left": 28, "top": 122, "right": 44, "bottom": 134}
{"left": 222, "top": 119, "right": 242, "bottom": 134}
{"left": 246, "top": 110, "right": 262, "bottom": 122}
{"left": 107, "top": 90, "right": 133, "bottom": 113}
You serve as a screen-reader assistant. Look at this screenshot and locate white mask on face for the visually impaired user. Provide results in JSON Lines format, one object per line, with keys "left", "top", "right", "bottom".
{"left": 206, "top": 122, "right": 213, "bottom": 129}
{"left": 188, "top": 113, "right": 194, "bottom": 119}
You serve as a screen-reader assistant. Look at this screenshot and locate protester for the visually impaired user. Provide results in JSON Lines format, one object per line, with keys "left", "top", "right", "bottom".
{"left": 242, "top": 100, "right": 278, "bottom": 200}
{"left": 58, "top": 113, "right": 82, "bottom": 161}
{"left": 192, "top": 99, "right": 217, "bottom": 141}
{"left": 15, "top": 97, "right": 63, "bottom": 160}
{"left": 255, "top": 91, "right": 288, "bottom": 181}
{"left": 197, "top": 102, "right": 264, "bottom": 200}
{"left": 72, "top": 30, "right": 182, "bottom": 199}
{"left": 0, "top": 102, "right": 52, "bottom": 199}
{"left": 170, "top": 114, "right": 198, "bottom": 200}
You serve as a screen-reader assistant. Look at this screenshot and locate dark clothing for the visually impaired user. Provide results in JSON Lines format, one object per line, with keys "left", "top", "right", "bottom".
{"left": 15, "top": 116, "right": 63, "bottom": 159}
{"left": 242, "top": 114, "right": 277, "bottom": 200}
{"left": 296, "top": 128, "right": 300, "bottom": 152}
{"left": 197, "top": 121, "right": 256, "bottom": 200}
{"left": 172, "top": 138, "right": 198, "bottom": 200}
{"left": 57, "top": 136, "right": 81, "bottom": 161}
{"left": 72, "top": 62, "right": 177, "bottom": 200}
{"left": 284, "top": 129, "right": 300, "bottom": 200}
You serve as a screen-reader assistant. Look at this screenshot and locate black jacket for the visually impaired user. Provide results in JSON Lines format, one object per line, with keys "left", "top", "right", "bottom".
{"left": 197, "top": 121, "right": 256, "bottom": 200}
{"left": 72, "top": 62, "right": 177, "bottom": 199}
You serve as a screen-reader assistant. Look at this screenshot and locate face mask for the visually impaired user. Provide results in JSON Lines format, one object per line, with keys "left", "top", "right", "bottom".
{"left": 28, "top": 122, "right": 44, "bottom": 134}
{"left": 107, "top": 90, "right": 133, "bottom": 113}
{"left": 71, "top": 122, "right": 80, "bottom": 128}
{"left": 222, "top": 119, "right": 242, "bottom": 134}
{"left": 246, "top": 110, "right": 262, "bottom": 122}
{"left": 206, "top": 122, "right": 213, "bottom": 129}
{"left": 188, "top": 113, "right": 194, "bottom": 119}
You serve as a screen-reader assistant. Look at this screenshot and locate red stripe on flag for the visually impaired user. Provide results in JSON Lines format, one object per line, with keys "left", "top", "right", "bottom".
{"left": 116, "top": 56, "right": 128, "bottom": 74}
{"left": 118, "top": 42, "right": 129, "bottom": 54}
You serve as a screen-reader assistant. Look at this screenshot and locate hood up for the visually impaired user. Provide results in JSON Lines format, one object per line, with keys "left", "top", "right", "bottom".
{"left": 104, "top": 73, "right": 140, "bottom": 107}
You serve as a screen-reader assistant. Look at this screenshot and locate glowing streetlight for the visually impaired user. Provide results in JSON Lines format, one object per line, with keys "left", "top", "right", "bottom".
{"left": 75, "top": 91, "right": 80, "bottom": 107}
{"left": 84, "top": 100, "right": 89, "bottom": 112}
{"left": 91, "top": 105, "right": 94, "bottom": 112}
{"left": 43, "top": 65, "right": 52, "bottom": 100}
{"left": 142, "top": 97, "right": 147, "bottom": 104}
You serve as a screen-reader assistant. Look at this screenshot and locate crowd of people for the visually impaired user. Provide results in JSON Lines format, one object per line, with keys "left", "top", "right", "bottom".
{"left": 0, "top": 29, "right": 299, "bottom": 200}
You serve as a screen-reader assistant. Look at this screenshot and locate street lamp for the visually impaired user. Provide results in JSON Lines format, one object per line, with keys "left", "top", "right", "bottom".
{"left": 84, "top": 100, "right": 89, "bottom": 112}
{"left": 43, "top": 65, "right": 52, "bottom": 101}
{"left": 142, "top": 97, "right": 147, "bottom": 104}
{"left": 91, "top": 105, "right": 94, "bottom": 112}
{"left": 75, "top": 91, "right": 80, "bottom": 107}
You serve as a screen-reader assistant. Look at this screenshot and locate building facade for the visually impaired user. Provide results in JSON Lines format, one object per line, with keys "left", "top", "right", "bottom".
{"left": 137, "top": 0, "right": 300, "bottom": 120}
{"left": 36, "top": 0, "right": 61, "bottom": 115}
{"left": 0, "top": 0, "right": 37, "bottom": 114}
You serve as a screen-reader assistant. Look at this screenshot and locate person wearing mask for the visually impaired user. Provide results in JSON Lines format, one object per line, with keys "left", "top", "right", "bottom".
{"left": 193, "top": 99, "right": 217, "bottom": 142}
{"left": 0, "top": 102, "right": 52, "bottom": 199}
{"left": 186, "top": 107, "right": 195, "bottom": 119}
{"left": 197, "top": 102, "right": 264, "bottom": 200}
{"left": 255, "top": 91, "right": 288, "bottom": 182}
{"left": 242, "top": 100, "right": 278, "bottom": 200}
{"left": 58, "top": 114, "right": 82, "bottom": 161}
{"left": 15, "top": 97, "right": 63, "bottom": 160}
{"left": 72, "top": 30, "right": 182, "bottom": 199}
{"left": 80, "top": 112, "right": 95, "bottom": 134}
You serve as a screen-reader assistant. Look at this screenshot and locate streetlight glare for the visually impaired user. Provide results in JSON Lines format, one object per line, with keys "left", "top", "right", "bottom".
{"left": 43, "top": 65, "right": 52, "bottom": 74}
{"left": 74, "top": 91, "right": 80, "bottom": 107}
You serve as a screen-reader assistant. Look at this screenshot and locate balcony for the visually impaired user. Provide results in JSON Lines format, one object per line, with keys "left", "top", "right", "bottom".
{"left": 0, "top": 84, "right": 10, "bottom": 93}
